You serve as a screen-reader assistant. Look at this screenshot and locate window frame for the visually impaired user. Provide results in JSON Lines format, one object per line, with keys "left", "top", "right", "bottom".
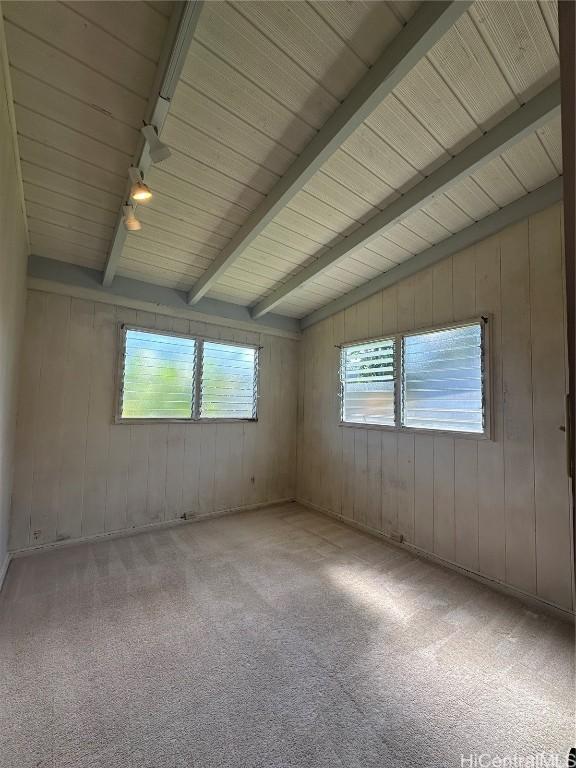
{"left": 115, "top": 323, "right": 260, "bottom": 425}
{"left": 339, "top": 316, "right": 491, "bottom": 440}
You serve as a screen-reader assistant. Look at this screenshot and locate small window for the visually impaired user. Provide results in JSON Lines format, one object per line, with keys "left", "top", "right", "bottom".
{"left": 201, "top": 341, "right": 258, "bottom": 419}
{"left": 121, "top": 329, "right": 196, "bottom": 419}
{"left": 117, "top": 326, "right": 258, "bottom": 423}
{"left": 402, "top": 324, "right": 484, "bottom": 434}
{"left": 340, "top": 338, "right": 396, "bottom": 426}
{"left": 339, "top": 318, "right": 489, "bottom": 437}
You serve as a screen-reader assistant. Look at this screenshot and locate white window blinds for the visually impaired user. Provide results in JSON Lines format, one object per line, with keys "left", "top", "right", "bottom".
{"left": 341, "top": 338, "right": 396, "bottom": 426}
{"left": 402, "top": 324, "right": 484, "bottom": 433}
{"left": 121, "top": 329, "right": 196, "bottom": 419}
{"left": 200, "top": 341, "right": 258, "bottom": 419}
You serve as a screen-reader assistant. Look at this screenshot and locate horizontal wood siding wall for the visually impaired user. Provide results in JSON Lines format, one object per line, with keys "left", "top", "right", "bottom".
{"left": 297, "top": 203, "right": 574, "bottom": 613}
{"left": 9, "top": 292, "right": 298, "bottom": 550}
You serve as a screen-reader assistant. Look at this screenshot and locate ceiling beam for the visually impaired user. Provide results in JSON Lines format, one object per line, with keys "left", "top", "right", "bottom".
{"left": 102, "top": 0, "right": 203, "bottom": 288}
{"left": 29, "top": 256, "right": 300, "bottom": 338}
{"left": 252, "top": 81, "right": 561, "bottom": 319}
{"left": 185, "top": 0, "right": 472, "bottom": 306}
{"left": 300, "top": 177, "right": 563, "bottom": 330}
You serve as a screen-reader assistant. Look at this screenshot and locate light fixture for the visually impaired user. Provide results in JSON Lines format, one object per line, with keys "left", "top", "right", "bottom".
{"left": 128, "top": 166, "right": 152, "bottom": 203}
{"left": 141, "top": 124, "right": 171, "bottom": 164}
{"left": 123, "top": 204, "right": 142, "bottom": 232}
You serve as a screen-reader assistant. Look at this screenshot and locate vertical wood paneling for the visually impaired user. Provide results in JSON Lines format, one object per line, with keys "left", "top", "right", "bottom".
{"left": 57, "top": 299, "right": 93, "bottom": 540}
{"left": 82, "top": 302, "right": 114, "bottom": 537}
{"left": 10, "top": 292, "right": 46, "bottom": 549}
{"left": 475, "top": 235, "right": 506, "bottom": 582}
{"left": 214, "top": 425, "right": 232, "bottom": 512}
{"left": 454, "top": 440, "right": 479, "bottom": 570}
{"left": 258, "top": 335, "right": 274, "bottom": 504}
{"left": 0, "top": 24, "right": 29, "bottom": 566}
{"left": 414, "top": 435, "right": 434, "bottom": 550}
{"left": 30, "top": 293, "right": 69, "bottom": 545}
{"left": 500, "top": 220, "right": 537, "bottom": 595}
{"left": 314, "top": 323, "right": 330, "bottom": 511}
{"left": 529, "top": 205, "right": 573, "bottom": 609}
{"left": 413, "top": 269, "right": 433, "bottom": 330}
{"left": 198, "top": 423, "right": 217, "bottom": 513}
{"left": 329, "top": 312, "right": 344, "bottom": 515}
{"left": 396, "top": 434, "right": 415, "bottom": 540}
{"left": 366, "top": 430, "right": 382, "bottom": 530}
{"left": 297, "top": 203, "right": 573, "bottom": 612}
{"left": 304, "top": 325, "right": 321, "bottom": 508}
{"left": 296, "top": 324, "right": 308, "bottom": 503}
{"left": 353, "top": 429, "right": 368, "bottom": 525}
{"left": 433, "top": 436, "right": 455, "bottom": 561}
{"left": 10, "top": 292, "right": 298, "bottom": 549}
{"left": 452, "top": 246, "right": 476, "bottom": 320}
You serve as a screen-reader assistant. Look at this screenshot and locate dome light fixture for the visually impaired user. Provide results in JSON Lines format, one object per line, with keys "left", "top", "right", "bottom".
{"left": 128, "top": 166, "right": 152, "bottom": 203}
{"left": 123, "top": 204, "right": 142, "bottom": 232}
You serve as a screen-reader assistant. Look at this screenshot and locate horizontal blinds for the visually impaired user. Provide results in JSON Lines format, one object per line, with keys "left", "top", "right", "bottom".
{"left": 122, "top": 329, "right": 196, "bottom": 418}
{"left": 402, "top": 324, "right": 483, "bottom": 433}
{"left": 200, "top": 341, "right": 257, "bottom": 419}
{"left": 341, "top": 338, "right": 395, "bottom": 426}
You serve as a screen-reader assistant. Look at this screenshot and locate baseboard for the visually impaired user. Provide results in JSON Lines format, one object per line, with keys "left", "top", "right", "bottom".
{"left": 0, "top": 550, "right": 11, "bottom": 593}
{"left": 10, "top": 497, "right": 295, "bottom": 558}
{"left": 297, "top": 498, "right": 575, "bottom": 624}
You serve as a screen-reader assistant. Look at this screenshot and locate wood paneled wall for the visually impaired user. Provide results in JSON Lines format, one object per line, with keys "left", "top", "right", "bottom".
{"left": 0, "top": 24, "right": 28, "bottom": 574}
{"left": 9, "top": 293, "right": 298, "bottom": 550}
{"left": 297, "top": 203, "right": 574, "bottom": 613}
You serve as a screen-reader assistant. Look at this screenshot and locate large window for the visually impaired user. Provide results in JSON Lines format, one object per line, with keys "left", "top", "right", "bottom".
{"left": 117, "top": 326, "right": 258, "bottom": 423}
{"left": 340, "top": 318, "right": 489, "bottom": 437}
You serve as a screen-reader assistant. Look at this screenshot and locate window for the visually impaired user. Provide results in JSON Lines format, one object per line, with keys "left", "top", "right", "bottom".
{"left": 340, "top": 318, "right": 489, "bottom": 437}
{"left": 201, "top": 341, "right": 258, "bottom": 419}
{"left": 117, "top": 326, "right": 259, "bottom": 422}
{"left": 403, "top": 324, "right": 484, "bottom": 433}
{"left": 341, "top": 338, "right": 396, "bottom": 426}
{"left": 121, "top": 329, "right": 196, "bottom": 419}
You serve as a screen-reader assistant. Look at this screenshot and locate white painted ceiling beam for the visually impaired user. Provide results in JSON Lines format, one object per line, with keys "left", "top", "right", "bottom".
{"left": 300, "top": 177, "right": 563, "bottom": 329}
{"left": 185, "top": 0, "right": 472, "bottom": 306}
{"left": 252, "top": 81, "right": 561, "bottom": 319}
{"left": 102, "top": 0, "right": 203, "bottom": 288}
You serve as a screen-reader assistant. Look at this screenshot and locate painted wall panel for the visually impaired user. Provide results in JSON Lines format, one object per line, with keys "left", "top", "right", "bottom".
{"left": 297, "top": 203, "right": 573, "bottom": 613}
{"left": 9, "top": 293, "right": 298, "bottom": 549}
{"left": 0, "top": 27, "right": 28, "bottom": 576}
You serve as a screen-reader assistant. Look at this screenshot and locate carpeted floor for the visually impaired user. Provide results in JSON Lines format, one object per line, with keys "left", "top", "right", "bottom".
{"left": 1, "top": 503, "right": 574, "bottom": 767}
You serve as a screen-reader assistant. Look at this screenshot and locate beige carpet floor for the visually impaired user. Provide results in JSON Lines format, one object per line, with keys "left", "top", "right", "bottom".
{"left": 1, "top": 503, "right": 574, "bottom": 767}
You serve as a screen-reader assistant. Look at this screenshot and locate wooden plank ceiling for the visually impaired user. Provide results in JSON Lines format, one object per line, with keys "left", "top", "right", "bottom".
{"left": 3, "top": 0, "right": 562, "bottom": 320}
